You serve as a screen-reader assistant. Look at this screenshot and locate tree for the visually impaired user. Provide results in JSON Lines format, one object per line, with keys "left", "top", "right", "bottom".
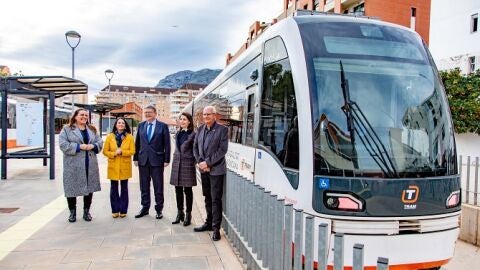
{"left": 440, "top": 68, "right": 480, "bottom": 134}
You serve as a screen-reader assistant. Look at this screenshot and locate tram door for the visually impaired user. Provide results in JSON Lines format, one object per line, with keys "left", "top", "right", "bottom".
{"left": 244, "top": 84, "right": 257, "bottom": 181}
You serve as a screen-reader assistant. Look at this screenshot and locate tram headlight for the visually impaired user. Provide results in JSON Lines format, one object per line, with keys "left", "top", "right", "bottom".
{"left": 446, "top": 190, "right": 461, "bottom": 208}
{"left": 324, "top": 192, "right": 364, "bottom": 212}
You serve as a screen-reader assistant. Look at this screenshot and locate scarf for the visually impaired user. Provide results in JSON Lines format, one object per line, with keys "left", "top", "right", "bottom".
{"left": 114, "top": 131, "right": 126, "bottom": 148}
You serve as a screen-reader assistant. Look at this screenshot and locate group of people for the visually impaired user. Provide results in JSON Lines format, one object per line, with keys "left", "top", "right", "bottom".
{"left": 59, "top": 105, "right": 228, "bottom": 241}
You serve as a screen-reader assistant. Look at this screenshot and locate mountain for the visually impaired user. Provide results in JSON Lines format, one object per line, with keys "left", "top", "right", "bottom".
{"left": 155, "top": 68, "right": 222, "bottom": 89}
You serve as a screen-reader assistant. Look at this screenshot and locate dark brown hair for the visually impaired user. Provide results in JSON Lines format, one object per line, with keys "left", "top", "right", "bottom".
{"left": 180, "top": 112, "right": 194, "bottom": 131}
{"left": 68, "top": 108, "right": 97, "bottom": 134}
{"left": 111, "top": 117, "right": 132, "bottom": 134}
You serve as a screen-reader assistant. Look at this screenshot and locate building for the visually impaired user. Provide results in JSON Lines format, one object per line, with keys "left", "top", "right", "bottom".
{"left": 227, "top": 0, "right": 431, "bottom": 65}
{"left": 169, "top": 83, "right": 205, "bottom": 120}
{"left": 109, "top": 101, "right": 143, "bottom": 122}
{"left": 429, "top": 0, "right": 480, "bottom": 73}
{"left": 95, "top": 85, "right": 175, "bottom": 120}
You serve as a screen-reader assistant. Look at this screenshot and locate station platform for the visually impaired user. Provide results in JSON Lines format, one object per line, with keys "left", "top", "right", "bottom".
{"left": 0, "top": 136, "right": 243, "bottom": 270}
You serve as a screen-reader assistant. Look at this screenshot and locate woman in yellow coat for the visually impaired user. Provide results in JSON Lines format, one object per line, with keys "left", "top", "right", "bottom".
{"left": 102, "top": 118, "right": 135, "bottom": 218}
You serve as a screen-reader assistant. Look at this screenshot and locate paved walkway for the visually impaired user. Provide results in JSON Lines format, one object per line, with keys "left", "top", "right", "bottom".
{"left": 0, "top": 136, "right": 243, "bottom": 270}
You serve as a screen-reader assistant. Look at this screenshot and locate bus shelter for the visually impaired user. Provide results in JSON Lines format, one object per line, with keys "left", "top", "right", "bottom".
{"left": 0, "top": 76, "right": 88, "bottom": 180}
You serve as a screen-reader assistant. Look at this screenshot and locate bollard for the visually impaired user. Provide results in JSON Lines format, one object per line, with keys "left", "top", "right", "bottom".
{"left": 305, "top": 216, "right": 314, "bottom": 270}
{"left": 352, "top": 243, "right": 364, "bottom": 270}
{"left": 274, "top": 198, "right": 285, "bottom": 270}
{"left": 333, "top": 234, "right": 344, "bottom": 270}
{"left": 377, "top": 257, "right": 389, "bottom": 270}
{"left": 318, "top": 223, "right": 329, "bottom": 270}
{"left": 284, "top": 204, "right": 294, "bottom": 270}
{"left": 293, "top": 209, "right": 304, "bottom": 270}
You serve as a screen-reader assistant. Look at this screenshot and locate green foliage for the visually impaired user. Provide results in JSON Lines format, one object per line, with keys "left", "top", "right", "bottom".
{"left": 440, "top": 68, "right": 480, "bottom": 134}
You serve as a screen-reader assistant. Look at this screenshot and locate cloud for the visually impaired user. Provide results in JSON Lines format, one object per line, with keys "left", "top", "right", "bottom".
{"left": 0, "top": 0, "right": 282, "bottom": 99}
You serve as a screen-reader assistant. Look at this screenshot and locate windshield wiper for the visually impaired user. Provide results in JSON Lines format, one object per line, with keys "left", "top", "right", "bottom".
{"left": 339, "top": 61, "right": 398, "bottom": 178}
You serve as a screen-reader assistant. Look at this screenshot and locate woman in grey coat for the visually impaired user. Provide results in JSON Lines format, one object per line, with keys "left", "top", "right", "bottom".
{"left": 170, "top": 112, "right": 196, "bottom": 226}
{"left": 59, "top": 109, "right": 103, "bottom": 222}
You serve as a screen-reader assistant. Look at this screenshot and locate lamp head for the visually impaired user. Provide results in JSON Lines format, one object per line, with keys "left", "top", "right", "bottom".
{"left": 65, "top": 30, "right": 81, "bottom": 48}
{"left": 105, "top": 69, "right": 114, "bottom": 80}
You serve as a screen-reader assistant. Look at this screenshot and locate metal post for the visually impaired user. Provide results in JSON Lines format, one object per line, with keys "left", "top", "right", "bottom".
{"left": 1, "top": 85, "right": 8, "bottom": 179}
{"left": 294, "top": 209, "right": 304, "bottom": 270}
{"left": 459, "top": 155, "right": 463, "bottom": 202}
{"left": 252, "top": 185, "right": 261, "bottom": 255}
{"left": 467, "top": 156, "right": 471, "bottom": 204}
{"left": 275, "top": 198, "right": 285, "bottom": 270}
{"left": 475, "top": 157, "right": 479, "bottom": 205}
{"left": 42, "top": 98, "right": 48, "bottom": 166}
{"left": 284, "top": 204, "right": 293, "bottom": 270}
{"left": 262, "top": 190, "right": 271, "bottom": 268}
{"left": 333, "top": 234, "right": 344, "bottom": 270}
{"left": 49, "top": 92, "right": 55, "bottom": 180}
{"left": 305, "top": 216, "right": 314, "bottom": 270}
{"left": 377, "top": 257, "right": 389, "bottom": 270}
{"left": 71, "top": 47, "right": 75, "bottom": 113}
{"left": 268, "top": 194, "right": 277, "bottom": 269}
{"left": 353, "top": 244, "right": 364, "bottom": 270}
{"left": 318, "top": 223, "right": 329, "bottom": 270}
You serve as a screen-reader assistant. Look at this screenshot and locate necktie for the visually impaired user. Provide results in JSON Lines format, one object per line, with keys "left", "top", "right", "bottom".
{"left": 147, "top": 123, "right": 153, "bottom": 142}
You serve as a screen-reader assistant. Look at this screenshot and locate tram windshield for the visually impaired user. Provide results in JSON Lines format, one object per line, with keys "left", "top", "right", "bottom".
{"left": 297, "top": 18, "right": 457, "bottom": 178}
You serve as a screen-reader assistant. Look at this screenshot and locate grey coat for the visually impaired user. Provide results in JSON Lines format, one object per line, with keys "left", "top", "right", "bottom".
{"left": 59, "top": 125, "right": 103, "bottom": 197}
{"left": 193, "top": 122, "right": 228, "bottom": 176}
{"left": 170, "top": 131, "right": 197, "bottom": 187}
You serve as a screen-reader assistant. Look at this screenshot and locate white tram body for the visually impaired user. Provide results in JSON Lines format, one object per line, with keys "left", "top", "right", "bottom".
{"left": 186, "top": 12, "right": 460, "bottom": 270}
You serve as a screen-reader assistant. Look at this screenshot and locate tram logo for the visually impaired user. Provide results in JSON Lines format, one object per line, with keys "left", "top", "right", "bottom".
{"left": 402, "top": 185, "right": 419, "bottom": 204}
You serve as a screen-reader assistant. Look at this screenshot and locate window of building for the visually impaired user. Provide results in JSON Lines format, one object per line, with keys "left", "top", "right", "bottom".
{"left": 410, "top": 7, "right": 417, "bottom": 30}
{"left": 469, "top": 56, "right": 476, "bottom": 73}
{"left": 314, "top": 0, "right": 320, "bottom": 10}
{"left": 353, "top": 3, "right": 365, "bottom": 16}
{"left": 472, "top": 13, "right": 478, "bottom": 33}
{"left": 259, "top": 37, "right": 299, "bottom": 171}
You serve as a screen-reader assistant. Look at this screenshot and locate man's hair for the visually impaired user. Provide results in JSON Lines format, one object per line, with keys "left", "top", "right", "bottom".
{"left": 144, "top": 105, "right": 157, "bottom": 113}
{"left": 204, "top": 105, "right": 217, "bottom": 114}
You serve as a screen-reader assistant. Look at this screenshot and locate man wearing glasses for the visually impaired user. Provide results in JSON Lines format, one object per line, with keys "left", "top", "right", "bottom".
{"left": 193, "top": 106, "right": 228, "bottom": 241}
{"left": 133, "top": 105, "right": 171, "bottom": 219}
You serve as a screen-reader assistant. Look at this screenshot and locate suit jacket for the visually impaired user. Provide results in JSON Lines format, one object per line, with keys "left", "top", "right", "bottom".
{"left": 193, "top": 121, "right": 228, "bottom": 176}
{"left": 133, "top": 120, "right": 171, "bottom": 167}
{"left": 170, "top": 131, "right": 197, "bottom": 187}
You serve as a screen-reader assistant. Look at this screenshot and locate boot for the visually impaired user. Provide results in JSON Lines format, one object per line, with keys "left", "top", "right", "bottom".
{"left": 183, "top": 212, "right": 192, "bottom": 226}
{"left": 83, "top": 208, "right": 92, "bottom": 222}
{"left": 68, "top": 209, "right": 76, "bottom": 223}
{"left": 172, "top": 211, "right": 185, "bottom": 224}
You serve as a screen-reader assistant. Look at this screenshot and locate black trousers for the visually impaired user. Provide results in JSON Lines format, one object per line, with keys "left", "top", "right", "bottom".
{"left": 139, "top": 163, "right": 164, "bottom": 212}
{"left": 200, "top": 173, "right": 225, "bottom": 229}
{"left": 175, "top": 186, "right": 193, "bottom": 213}
{"left": 110, "top": 180, "right": 129, "bottom": 214}
{"left": 67, "top": 193, "right": 93, "bottom": 210}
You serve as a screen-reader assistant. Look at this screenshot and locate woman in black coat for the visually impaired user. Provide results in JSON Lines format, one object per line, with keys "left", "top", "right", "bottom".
{"left": 170, "top": 112, "right": 197, "bottom": 226}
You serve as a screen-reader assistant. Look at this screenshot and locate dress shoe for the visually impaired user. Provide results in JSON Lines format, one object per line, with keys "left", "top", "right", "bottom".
{"left": 194, "top": 223, "right": 213, "bottom": 232}
{"left": 135, "top": 209, "right": 149, "bottom": 218}
{"left": 212, "top": 228, "right": 221, "bottom": 241}
{"left": 112, "top": 213, "right": 119, "bottom": 218}
{"left": 172, "top": 211, "right": 184, "bottom": 224}
{"left": 83, "top": 208, "right": 92, "bottom": 222}
{"left": 68, "top": 209, "right": 76, "bottom": 223}
{"left": 183, "top": 212, "right": 192, "bottom": 226}
{"left": 156, "top": 211, "right": 163, "bottom": 219}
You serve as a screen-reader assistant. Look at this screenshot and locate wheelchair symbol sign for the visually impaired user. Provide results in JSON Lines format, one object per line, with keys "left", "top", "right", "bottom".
{"left": 319, "top": 178, "right": 330, "bottom": 189}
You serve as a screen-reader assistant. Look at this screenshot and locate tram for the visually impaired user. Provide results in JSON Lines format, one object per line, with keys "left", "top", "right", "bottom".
{"left": 184, "top": 12, "right": 460, "bottom": 270}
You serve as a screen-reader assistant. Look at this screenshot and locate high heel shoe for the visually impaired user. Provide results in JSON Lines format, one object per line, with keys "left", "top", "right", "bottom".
{"left": 172, "top": 211, "right": 185, "bottom": 224}
{"left": 183, "top": 212, "right": 192, "bottom": 226}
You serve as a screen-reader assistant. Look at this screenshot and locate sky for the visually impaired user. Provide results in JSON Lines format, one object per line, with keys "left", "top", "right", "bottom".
{"left": 0, "top": 0, "right": 282, "bottom": 99}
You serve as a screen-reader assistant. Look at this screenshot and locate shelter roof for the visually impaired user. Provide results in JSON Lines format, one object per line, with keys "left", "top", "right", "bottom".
{"left": 65, "top": 102, "right": 123, "bottom": 113}
{"left": 3, "top": 76, "right": 88, "bottom": 98}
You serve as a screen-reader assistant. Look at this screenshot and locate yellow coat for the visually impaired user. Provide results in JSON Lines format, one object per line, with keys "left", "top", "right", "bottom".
{"left": 102, "top": 133, "right": 135, "bottom": 180}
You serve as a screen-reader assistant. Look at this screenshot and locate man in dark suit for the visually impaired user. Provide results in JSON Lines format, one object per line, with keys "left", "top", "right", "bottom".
{"left": 133, "top": 105, "right": 171, "bottom": 219}
{"left": 193, "top": 105, "right": 228, "bottom": 241}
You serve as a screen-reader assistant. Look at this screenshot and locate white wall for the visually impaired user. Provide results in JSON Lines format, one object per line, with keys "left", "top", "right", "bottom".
{"left": 429, "top": 0, "right": 480, "bottom": 72}
{"left": 456, "top": 133, "right": 480, "bottom": 159}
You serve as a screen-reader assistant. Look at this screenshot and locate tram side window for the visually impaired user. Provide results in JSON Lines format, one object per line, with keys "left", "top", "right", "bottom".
{"left": 259, "top": 37, "right": 299, "bottom": 170}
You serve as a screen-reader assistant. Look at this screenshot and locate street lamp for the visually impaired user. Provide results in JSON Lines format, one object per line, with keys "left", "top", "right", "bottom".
{"left": 105, "top": 69, "right": 114, "bottom": 133}
{"left": 65, "top": 30, "right": 81, "bottom": 114}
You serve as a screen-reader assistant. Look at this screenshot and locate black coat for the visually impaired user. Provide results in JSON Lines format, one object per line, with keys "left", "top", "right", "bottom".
{"left": 170, "top": 131, "right": 197, "bottom": 187}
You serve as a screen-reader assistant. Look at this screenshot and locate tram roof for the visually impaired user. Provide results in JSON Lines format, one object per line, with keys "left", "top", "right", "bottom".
{"left": 3, "top": 76, "right": 88, "bottom": 98}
